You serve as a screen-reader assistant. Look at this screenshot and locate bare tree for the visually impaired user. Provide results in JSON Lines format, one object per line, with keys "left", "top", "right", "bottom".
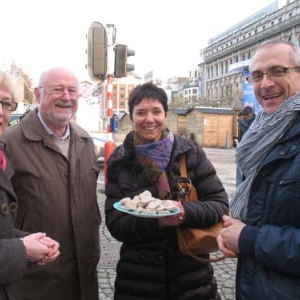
{"left": 8, "top": 62, "right": 36, "bottom": 104}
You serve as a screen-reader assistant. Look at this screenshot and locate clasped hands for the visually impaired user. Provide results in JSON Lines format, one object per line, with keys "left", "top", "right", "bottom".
{"left": 21, "top": 232, "right": 60, "bottom": 265}
{"left": 217, "top": 215, "right": 246, "bottom": 258}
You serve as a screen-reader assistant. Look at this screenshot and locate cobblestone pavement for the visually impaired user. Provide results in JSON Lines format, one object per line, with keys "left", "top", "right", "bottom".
{"left": 97, "top": 147, "right": 237, "bottom": 300}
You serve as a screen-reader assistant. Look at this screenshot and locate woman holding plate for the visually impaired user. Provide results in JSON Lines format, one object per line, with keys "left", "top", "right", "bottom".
{"left": 105, "top": 82, "right": 229, "bottom": 300}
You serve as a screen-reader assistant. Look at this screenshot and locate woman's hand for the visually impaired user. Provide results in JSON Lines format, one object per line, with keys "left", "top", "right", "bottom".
{"left": 157, "top": 201, "right": 185, "bottom": 227}
{"left": 37, "top": 236, "right": 60, "bottom": 265}
{"left": 21, "top": 233, "right": 60, "bottom": 265}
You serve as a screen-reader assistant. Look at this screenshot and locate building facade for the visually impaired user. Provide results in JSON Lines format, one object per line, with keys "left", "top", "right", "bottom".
{"left": 198, "top": 0, "right": 300, "bottom": 108}
{"left": 95, "top": 72, "right": 142, "bottom": 131}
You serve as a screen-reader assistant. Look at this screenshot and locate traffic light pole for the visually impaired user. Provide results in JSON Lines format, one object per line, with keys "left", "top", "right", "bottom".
{"left": 106, "top": 74, "right": 113, "bottom": 133}
{"left": 104, "top": 24, "right": 116, "bottom": 183}
{"left": 86, "top": 21, "right": 135, "bottom": 182}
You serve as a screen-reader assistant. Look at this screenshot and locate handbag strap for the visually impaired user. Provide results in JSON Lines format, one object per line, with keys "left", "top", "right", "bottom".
{"left": 179, "top": 154, "right": 187, "bottom": 177}
{"left": 178, "top": 154, "right": 226, "bottom": 263}
{"left": 178, "top": 155, "right": 193, "bottom": 202}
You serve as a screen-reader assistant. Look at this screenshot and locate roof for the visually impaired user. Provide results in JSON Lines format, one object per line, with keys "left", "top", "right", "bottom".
{"left": 113, "top": 113, "right": 127, "bottom": 120}
{"left": 169, "top": 108, "right": 193, "bottom": 115}
{"left": 194, "top": 107, "right": 234, "bottom": 115}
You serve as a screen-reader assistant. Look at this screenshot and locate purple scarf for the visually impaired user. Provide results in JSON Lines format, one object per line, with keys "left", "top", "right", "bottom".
{"left": 135, "top": 128, "right": 174, "bottom": 199}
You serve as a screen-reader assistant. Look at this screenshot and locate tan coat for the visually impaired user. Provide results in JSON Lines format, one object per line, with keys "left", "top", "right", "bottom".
{"left": 2, "top": 110, "right": 101, "bottom": 300}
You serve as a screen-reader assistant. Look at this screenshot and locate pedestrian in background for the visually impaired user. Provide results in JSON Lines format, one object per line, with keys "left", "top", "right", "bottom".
{"left": 218, "top": 40, "right": 300, "bottom": 299}
{"left": 105, "top": 82, "right": 229, "bottom": 300}
{"left": 237, "top": 106, "right": 256, "bottom": 142}
{"left": 236, "top": 105, "right": 256, "bottom": 186}
{"left": 2, "top": 67, "right": 101, "bottom": 300}
{"left": 0, "top": 70, "right": 60, "bottom": 300}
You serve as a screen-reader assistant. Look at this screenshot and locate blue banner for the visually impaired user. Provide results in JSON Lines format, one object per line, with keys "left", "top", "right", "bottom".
{"left": 243, "top": 69, "right": 261, "bottom": 113}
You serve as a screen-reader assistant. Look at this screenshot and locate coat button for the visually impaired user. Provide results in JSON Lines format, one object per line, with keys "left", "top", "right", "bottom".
{"left": 9, "top": 202, "right": 18, "bottom": 213}
{"left": 139, "top": 253, "right": 145, "bottom": 262}
{"left": 279, "top": 150, "right": 286, "bottom": 156}
{"left": 1, "top": 204, "right": 9, "bottom": 215}
{"left": 291, "top": 145, "right": 296, "bottom": 150}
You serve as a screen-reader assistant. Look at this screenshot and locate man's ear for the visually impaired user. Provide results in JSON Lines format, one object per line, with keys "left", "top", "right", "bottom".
{"left": 34, "top": 87, "right": 41, "bottom": 104}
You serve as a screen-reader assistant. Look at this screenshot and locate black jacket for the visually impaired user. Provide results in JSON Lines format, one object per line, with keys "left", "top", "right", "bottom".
{"left": 105, "top": 131, "right": 229, "bottom": 300}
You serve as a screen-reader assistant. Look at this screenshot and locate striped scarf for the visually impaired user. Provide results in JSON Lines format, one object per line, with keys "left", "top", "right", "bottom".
{"left": 230, "top": 92, "right": 300, "bottom": 220}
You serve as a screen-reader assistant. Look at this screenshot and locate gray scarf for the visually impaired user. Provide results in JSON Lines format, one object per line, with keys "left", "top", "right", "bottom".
{"left": 230, "top": 92, "right": 300, "bottom": 220}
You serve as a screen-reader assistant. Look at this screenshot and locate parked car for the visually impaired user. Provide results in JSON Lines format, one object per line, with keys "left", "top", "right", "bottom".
{"left": 8, "top": 113, "right": 23, "bottom": 126}
{"left": 90, "top": 135, "right": 116, "bottom": 167}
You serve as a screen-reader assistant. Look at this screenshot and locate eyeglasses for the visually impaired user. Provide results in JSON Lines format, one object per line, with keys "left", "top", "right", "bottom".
{"left": 0, "top": 100, "right": 18, "bottom": 111}
{"left": 39, "top": 86, "right": 80, "bottom": 99}
{"left": 246, "top": 66, "right": 300, "bottom": 83}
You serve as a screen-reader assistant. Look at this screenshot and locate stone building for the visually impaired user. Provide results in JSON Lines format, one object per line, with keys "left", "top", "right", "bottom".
{"left": 198, "top": 0, "right": 300, "bottom": 108}
{"left": 93, "top": 71, "right": 143, "bottom": 131}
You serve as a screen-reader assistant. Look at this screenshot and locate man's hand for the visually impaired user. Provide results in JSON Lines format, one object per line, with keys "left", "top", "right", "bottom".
{"left": 217, "top": 215, "right": 246, "bottom": 258}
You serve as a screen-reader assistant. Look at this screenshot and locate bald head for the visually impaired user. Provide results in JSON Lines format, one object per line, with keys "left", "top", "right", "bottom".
{"left": 34, "top": 67, "right": 80, "bottom": 137}
{"left": 38, "top": 67, "right": 79, "bottom": 88}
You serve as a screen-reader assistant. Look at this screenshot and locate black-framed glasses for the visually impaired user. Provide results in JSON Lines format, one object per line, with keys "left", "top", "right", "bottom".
{"left": 0, "top": 100, "right": 18, "bottom": 111}
{"left": 39, "top": 86, "right": 80, "bottom": 99}
{"left": 246, "top": 66, "right": 300, "bottom": 83}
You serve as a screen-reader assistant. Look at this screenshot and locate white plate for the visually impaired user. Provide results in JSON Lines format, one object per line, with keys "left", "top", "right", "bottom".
{"left": 113, "top": 201, "right": 180, "bottom": 218}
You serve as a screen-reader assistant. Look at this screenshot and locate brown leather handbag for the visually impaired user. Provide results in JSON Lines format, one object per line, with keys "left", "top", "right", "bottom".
{"left": 177, "top": 154, "right": 226, "bottom": 263}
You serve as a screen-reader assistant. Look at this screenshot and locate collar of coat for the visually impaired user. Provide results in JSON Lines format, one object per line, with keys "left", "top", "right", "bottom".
{"left": 17, "top": 108, "right": 91, "bottom": 142}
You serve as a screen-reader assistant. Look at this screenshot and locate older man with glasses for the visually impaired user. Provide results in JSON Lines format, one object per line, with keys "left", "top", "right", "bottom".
{"left": 218, "top": 40, "right": 300, "bottom": 300}
{"left": 2, "top": 67, "right": 101, "bottom": 300}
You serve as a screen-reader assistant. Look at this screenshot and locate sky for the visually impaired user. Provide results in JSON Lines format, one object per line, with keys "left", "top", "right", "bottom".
{"left": 0, "top": 0, "right": 286, "bottom": 85}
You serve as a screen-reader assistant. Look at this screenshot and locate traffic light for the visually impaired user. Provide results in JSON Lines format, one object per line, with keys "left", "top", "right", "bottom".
{"left": 86, "top": 21, "right": 107, "bottom": 82}
{"left": 114, "top": 44, "right": 135, "bottom": 78}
